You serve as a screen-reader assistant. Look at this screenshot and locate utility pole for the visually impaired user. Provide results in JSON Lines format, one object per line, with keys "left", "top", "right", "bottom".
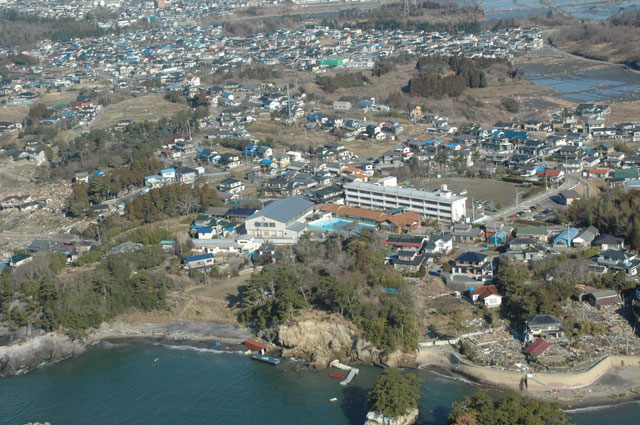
{"left": 287, "top": 83, "right": 292, "bottom": 123}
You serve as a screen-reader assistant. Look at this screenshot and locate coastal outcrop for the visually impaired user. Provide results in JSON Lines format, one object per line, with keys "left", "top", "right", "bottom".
{"left": 0, "top": 320, "right": 252, "bottom": 378}
{"left": 363, "top": 408, "right": 419, "bottom": 425}
{"left": 276, "top": 315, "right": 417, "bottom": 369}
{"left": 0, "top": 332, "right": 85, "bottom": 378}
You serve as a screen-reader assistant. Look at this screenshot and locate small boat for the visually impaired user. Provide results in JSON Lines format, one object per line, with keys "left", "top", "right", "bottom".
{"left": 329, "top": 398, "right": 338, "bottom": 402}
{"left": 329, "top": 372, "right": 346, "bottom": 379}
{"left": 251, "top": 354, "right": 281, "bottom": 366}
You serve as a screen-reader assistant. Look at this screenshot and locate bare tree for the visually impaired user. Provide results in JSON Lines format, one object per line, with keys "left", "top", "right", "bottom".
{"left": 177, "top": 193, "right": 199, "bottom": 215}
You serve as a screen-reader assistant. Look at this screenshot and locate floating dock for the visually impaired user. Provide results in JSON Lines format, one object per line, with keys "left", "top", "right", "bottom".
{"left": 330, "top": 360, "right": 359, "bottom": 386}
{"left": 251, "top": 354, "right": 281, "bottom": 365}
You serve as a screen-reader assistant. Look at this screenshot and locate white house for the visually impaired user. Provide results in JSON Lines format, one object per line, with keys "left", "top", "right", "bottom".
{"left": 469, "top": 285, "right": 502, "bottom": 308}
{"left": 183, "top": 253, "right": 215, "bottom": 270}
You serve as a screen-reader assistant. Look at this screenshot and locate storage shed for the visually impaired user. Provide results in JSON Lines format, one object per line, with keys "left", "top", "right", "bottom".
{"left": 244, "top": 339, "right": 269, "bottom": 353}
{"left": 584, "top": 290, "right": 620, "bottom": 306}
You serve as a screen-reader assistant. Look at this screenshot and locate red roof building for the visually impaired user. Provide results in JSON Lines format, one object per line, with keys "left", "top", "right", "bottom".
{"left": 469, "top": 285, "right": 502, "bottom": 308}
{"left": 523, "top": 337, "right": 550, "bottom": 356}
{"left": 244, "top": 339, "right": 269, "bottom": 353}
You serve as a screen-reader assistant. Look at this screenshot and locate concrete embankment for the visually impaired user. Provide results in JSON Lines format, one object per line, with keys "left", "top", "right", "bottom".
{"left": 417, "top": 347, "right": 640, "bottom": 393}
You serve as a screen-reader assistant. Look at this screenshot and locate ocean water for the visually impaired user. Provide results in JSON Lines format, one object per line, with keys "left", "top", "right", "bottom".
{"left": 0, "top": 343, "right": 637, "bottom": 425}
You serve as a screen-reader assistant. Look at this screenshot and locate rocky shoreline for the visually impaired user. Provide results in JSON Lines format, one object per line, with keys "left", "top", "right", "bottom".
{"left": 4, "top": 317, "right": 640, "bottom": 411}
{"left": 0, "top": 320, "right": 252, "bottom": 378}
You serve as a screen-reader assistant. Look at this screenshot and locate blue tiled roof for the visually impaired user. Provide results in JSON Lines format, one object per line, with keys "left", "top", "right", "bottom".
{"left": 185, "top": 253, "right": 214, "bottom": 262}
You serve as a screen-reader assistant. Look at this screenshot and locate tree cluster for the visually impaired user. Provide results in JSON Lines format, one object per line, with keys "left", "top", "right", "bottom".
{"left": 407, "top": 56, "right": 495, "bottom": 98}
{"left": 125, "top": 183, "right": 221, "bottom": 223}
{"left": 0, "top": 249, "right": 170, "bottom": 337}
{"left": 66, "top": 157, "right": 161, "bottom": 216}
{"left": 500, "top": 97, "right": 519, "bottom": 113}
{"left": 447, "top": 392, "right": 573, "bottom": 425}
{"left": 316, "top": 72, "right": 369, "bottom": 93}
{"left": 367, "top": 369, "right": 422, "bottom": 417}
{"left": 55, "top": 108, "right": 204, "bottom": 180}
{"left": 239, "top": 232, "right": 419, "bottom": 352}
{"left": 564, "top": 188, "right": 640, "bottom": 250}
{"left": 329, "top": 4, "right": 482, "bottom": 35}
{"left": 0, "top": 9, "right": 127, "bottom": 48}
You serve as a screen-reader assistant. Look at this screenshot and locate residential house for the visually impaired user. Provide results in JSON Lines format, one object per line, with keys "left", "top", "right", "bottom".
{"left": 177, "top": 167, "right": 198, "bottom": 184}
{"left": 220, "top": 153, "right": 241, "bottom": 168}
{"left": 218, "top": 178, "right": 245, "bottom": 194}
{"left": 516, "top": 226, "right": 549, "bottom": 243}
{"left": 524, "top": 314, "right": 565, "bottom": 342}
{"left": 504, "top": 237, "right": 546, "bottom": 261}
{"left": 523, "top": 338, "right": 550, "bottom": 357}
{"left": 469, "top": 285, "right": 502, "bottom": 308}
{"left": 450, "top": 223, "right": 485, "bottom": 243}
{"left": 595, "top": 249, "right": 639, "bottom": 275}
{"left": 451, "top": 252, "right": 491, "bottom": 277}
{"left": 393, "top": 250, "right": 430, "bottom": 272}
{"left": 382, "top": 235, "right": 426, "bottom": 251}
{"left": 423, "top": 234, "right": 453, "bottom": 255}
{"left": 592, "top": 234, "right": 625, "bottom": 251}
{"left": 183, "top": 253, "right": 215, "bottom": 270}
{"left": 572, "top": 226, "right": 599, "bottom": 247}
{"left": 225, "top": 208, "right": 258, "bottom": 222}
{"left": 553, "top": 228, "right": 579, "bottom": 246}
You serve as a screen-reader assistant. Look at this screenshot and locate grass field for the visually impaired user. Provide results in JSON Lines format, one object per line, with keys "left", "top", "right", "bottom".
{"left": 40, "top": 91, "right": 80, "bottom": 108}
{"left": 93, "top": 94, "right": 188, "bottom": 130}
{"left": 411, "top": 177, "right": 519, "bottom": 209}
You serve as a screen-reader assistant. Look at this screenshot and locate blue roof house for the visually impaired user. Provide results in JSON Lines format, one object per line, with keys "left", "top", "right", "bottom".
{"left": 184, "top": 253, "right": 215, "bottom": 270}
{"left": 490, "top": 230, "right": 509, "bottom": 246}
{"left": 553, "top": 228, "right": 579, "bottom": 246}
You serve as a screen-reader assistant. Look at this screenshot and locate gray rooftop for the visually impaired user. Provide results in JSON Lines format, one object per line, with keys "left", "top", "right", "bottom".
{"left": 345, "top": 181, "right": 466, "bottom": 204}
{"left": 248, "top": 197, "right": 313, "bottom": 224}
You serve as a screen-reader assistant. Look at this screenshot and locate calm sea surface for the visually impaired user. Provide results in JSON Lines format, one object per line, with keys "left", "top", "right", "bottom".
{"left": 0, "top": 343, "right": 638, "bottom": 425}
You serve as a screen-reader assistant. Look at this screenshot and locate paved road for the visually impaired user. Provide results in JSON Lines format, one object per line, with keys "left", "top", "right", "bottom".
{"left": 476, "top": 175, "right": 581, "bottom": 223}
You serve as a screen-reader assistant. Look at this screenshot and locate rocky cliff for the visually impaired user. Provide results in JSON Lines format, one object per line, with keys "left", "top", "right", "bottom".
{"left": 0, "top": 333, "right": 86, "bottom": 378}
{"left": 276, "top": 315, "right": 417, "bottom": 369}
{"left": 364, "top": 408, "right": 419, "bottom": 425}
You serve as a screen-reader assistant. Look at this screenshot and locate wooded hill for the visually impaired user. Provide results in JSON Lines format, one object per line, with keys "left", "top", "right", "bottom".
{"left": 238, "top": 231, "right": 419, "bottom": 353}
{"left": 551, "top": 11, "right": 640, "bottom": 70}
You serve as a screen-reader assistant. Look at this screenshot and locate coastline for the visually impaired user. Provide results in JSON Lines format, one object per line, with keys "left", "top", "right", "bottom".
{"left": 416, "top": 347, "right": 640, "bottom": 409}
{"left": 0, "top": 319, "right": 252, "bottom": 378}
{"left": 4, "top": 319, "right": 640, "bottom": 411}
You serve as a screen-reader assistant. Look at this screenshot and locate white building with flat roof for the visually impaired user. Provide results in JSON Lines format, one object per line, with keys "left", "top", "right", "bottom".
{"left": 344, "top": 177, "right": 467, "bottom": 223}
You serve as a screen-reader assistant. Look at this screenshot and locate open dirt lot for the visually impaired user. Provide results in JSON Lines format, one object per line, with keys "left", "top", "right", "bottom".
{"left": 93, "top": 94, "right": 188, "bottom": 130}
{"left": 0, "top": 104, "right": 29, "bottom": 123}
